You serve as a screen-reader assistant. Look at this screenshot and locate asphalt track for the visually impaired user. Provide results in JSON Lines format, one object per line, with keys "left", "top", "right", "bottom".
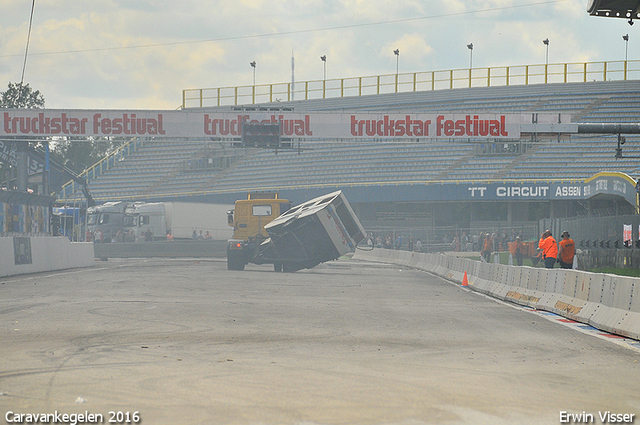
{"left": 1, "top": 257, "right": 639, "bottom": 425}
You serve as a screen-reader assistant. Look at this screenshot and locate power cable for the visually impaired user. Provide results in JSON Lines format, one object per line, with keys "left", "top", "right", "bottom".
{"left": 2, "top": 0, "right": 565, "bottom": 58}
{"left": 20, "top": 0, "right": 36, "bottom": 84}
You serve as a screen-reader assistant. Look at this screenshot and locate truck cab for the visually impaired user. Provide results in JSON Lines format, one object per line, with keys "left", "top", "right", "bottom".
{"left": 226, "top": 193, "right": 290, "bottom": 270}
{"left": 134, "top": 203, "right": 167, "bottom": 241}
{"left": 87, "top": 201, "right": 136, "bottom": 243}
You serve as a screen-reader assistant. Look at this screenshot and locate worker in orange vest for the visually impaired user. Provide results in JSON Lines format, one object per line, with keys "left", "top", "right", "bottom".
{"left": 510, "top": 236, "right": 525, "bottom": 266}
{"left": 558, "top": 231, "right": 575, "bottom": 269}
{"left": 538, "top": 230, "right": 558, "bottom": 269}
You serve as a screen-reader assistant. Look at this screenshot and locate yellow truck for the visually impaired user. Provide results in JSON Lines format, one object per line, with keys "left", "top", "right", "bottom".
{"left": 226, "top": 190, "right": 366, "bottom": 272}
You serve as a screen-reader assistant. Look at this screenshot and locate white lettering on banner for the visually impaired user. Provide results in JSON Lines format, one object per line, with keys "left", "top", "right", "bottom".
{"left": 613, "top": 180, "right": 627, "bottom": 194}
{"left": 595, "top": 179, "right": 608, "bottom": 191}
{"left": 1, "top": 109, "right": 523, "bottom": 140}
{"left": 496, "top": 186, "right": 549, "bottom": 197}
{"left": 555, "top": 186, "right": 581, "bottom": 197}
{"left": 0, "top": 140, "right": 17, "bottom": 167}
{"left": 584, "top": 185, "right": 592, "bottom": 197}
{"left": 468, "top": 187, "right": 487, "bottom": 197}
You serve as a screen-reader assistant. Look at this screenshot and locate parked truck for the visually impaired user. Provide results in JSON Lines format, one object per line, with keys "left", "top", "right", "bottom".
{"left": 87, "top": 201, "right": 137, "bottom": 242}
{"left": 134, "top": 202, "right": 233, "bottom": 241}
{"left": 227, "top": 190, "right": 366, "bottom": 272}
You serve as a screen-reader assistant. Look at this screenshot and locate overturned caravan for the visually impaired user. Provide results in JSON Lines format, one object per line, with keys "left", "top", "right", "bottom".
{"left": 255, "top": 191, "right": 366, "bottom": 272}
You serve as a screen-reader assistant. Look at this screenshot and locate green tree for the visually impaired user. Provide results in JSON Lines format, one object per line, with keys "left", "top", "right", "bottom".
{"left": 0, "top": 82, "right": 46, "bottom": 188}
{"left": 0, "top": 82, "right": 45, "bottom": 109}
{"left": 1, "top": 82, "right": 124, "bottom": 188}
{"left": 51, "top": 138, "right": 124, "bottom": 175}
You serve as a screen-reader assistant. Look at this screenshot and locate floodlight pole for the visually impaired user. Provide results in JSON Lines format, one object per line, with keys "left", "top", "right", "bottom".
{"left": 543, "top": 39, "right": 549, "bottom": 84}
{"left": 321, "top": 55, "right": 327, "bottom": 98}
{"left": 394, "top": 49, "right": 399, "bottom": 75}
{"left": 467, "top": 43, "right": 473, "bottom": 87}
{"left": 250, "top": 61, "right": 256, "bottom": 86}
{"left": 250, "top": 61, "right": 256, "bottom": 103}
{"left": 393, "top": 49, "right": 400, "bottom": 92}
{"left": 543, "top": 39, "right": 549, "bottom": 65}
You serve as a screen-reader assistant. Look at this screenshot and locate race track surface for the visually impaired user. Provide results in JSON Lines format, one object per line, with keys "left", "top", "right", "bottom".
{"left": 1, "top": 258, "right": 639, "bottom": 425}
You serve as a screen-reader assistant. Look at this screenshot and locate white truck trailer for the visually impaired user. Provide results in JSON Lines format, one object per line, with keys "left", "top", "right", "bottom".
{"left": 134, "top": 202, "right": 233, "bottom": 241}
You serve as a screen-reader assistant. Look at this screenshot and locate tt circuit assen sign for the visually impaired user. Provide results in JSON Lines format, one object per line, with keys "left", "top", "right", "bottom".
{"left": 340, "top": 172, "right": 638, "bottom": 207}
{"left": 1, "top": 109, "right": 523, "bottom": 140}
{"left": 449, "top": 173, "right": 637, "bottom": 206}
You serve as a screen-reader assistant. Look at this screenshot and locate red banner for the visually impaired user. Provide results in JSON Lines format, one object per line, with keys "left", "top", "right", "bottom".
{"left": 1, "top": 109, "right": 525, "bottom": 140}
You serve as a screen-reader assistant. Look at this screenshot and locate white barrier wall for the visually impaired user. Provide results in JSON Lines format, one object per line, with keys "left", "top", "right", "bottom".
{"left": 353, "top": 249, "right": 640, "bottom": 340}
{"left": 0, "top": 237, "right": 95, "bottom": 278}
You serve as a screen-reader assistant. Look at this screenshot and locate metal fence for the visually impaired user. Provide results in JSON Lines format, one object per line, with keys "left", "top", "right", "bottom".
{"left": 183, "top": 59, "right": 640, "bottom": 108}
{"left": 540, "top": 214, "right": 640, "bottom": 250}
{"left": 363, "top": 221, "right": 539, "bottom": 253}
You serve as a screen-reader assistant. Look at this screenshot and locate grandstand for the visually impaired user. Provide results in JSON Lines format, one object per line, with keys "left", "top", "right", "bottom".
{"left": 57, "top": 77, "right": 640, "bottom": 244}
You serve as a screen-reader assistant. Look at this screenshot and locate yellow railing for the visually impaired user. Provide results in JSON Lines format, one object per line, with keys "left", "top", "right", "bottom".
{"left": 182, "top": 60, "right": 640, "bottom": 109}
{"left": 59, "top": 139, "right": 145, "bottom": 199}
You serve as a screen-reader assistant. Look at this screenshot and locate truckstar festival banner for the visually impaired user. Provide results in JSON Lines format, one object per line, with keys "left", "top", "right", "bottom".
{"left": 1, "top": 109, "right": 522, "bottom": 140}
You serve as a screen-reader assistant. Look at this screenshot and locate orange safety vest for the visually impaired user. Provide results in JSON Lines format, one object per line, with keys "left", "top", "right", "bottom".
{"left": 538, "top": 236, "right": 558, "bottom": 259}
{"left": 510, "top": 240, "right": 525, "bottom": 255}
{"left": 559, "top": 238, "right": 575, "bottom": 263}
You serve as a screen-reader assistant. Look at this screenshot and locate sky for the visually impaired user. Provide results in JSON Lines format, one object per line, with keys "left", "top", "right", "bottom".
{"left": 0, "top": 0, "right": 636, "bottom": 110}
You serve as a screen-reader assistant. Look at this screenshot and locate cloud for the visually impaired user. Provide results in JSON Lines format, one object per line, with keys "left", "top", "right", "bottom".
{"left": 382, "top": 34, "right": 435, "bottom": 72}
{"left": 0, "top": 0, "right": 633, "bottom": 109}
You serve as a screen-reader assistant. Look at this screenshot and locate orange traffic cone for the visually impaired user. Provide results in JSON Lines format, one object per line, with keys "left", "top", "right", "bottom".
{"left": 462, "top": 271, "right": 469, "bottom": 287}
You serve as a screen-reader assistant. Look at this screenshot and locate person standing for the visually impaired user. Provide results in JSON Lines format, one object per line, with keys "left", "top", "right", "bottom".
{"left": 512, "top": 236, "right": 525, "bottom": 266}
{"left": 481, "top": 233, "right": 493, "bottom": 263}
{"left": 558, "top": 231, "right": 575, "bottom": 269}
{"left": 538, "top": 230, "right": 558, "bottom": 269}
{"left": 395, "top": 234, "right": 402, "bottom": 250}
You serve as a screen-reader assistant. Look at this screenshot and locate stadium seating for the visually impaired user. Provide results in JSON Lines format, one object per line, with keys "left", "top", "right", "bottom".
{"left": 61, "top": 80, "right": 640, "bottom": 202}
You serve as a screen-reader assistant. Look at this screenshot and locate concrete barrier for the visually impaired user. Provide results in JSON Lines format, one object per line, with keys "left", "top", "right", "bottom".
{"left": 1, "top": 236, "right": 94, "bottom": 278}
{"left": 353, "top": 248, "right": 640, "bottom": 340}
{"left": 93, "top": 240, "right": 228, "bottom": 259}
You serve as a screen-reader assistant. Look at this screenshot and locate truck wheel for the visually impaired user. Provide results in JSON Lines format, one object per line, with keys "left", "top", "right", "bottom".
{"left": 274, "top": 262, "right": 283, "bottom": 272}
{"left": 227, "top": 256, "right": 245, "bottom": 271}
{"left": 282, "top": 262, "right": 297, "bottom": 273}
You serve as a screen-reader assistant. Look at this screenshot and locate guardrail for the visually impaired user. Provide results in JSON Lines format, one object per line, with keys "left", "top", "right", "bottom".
{"left": 353, "top": 248, "right": 640, "bottom": 340}
{"left": 59, "top": 138, "right": 145, "bottom": 200}
{"left": 182, "top": 60, "right": 640, "bottom": 109}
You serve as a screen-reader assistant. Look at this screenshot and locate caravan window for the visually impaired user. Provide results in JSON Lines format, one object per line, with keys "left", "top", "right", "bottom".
{"left": 252, "top": 205, "right": 272, "bottom": 216}
{"left": 123, "top": 215, "right": 136, "bottom": 227}
{"left": 99, "top": 214, "right": 110, "bottom": 224}
{"left": 87, "top": 214, "right": 98, "bottom": 225}
{"left": 139, "top": 215, "right": 150, "bottom": 226}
